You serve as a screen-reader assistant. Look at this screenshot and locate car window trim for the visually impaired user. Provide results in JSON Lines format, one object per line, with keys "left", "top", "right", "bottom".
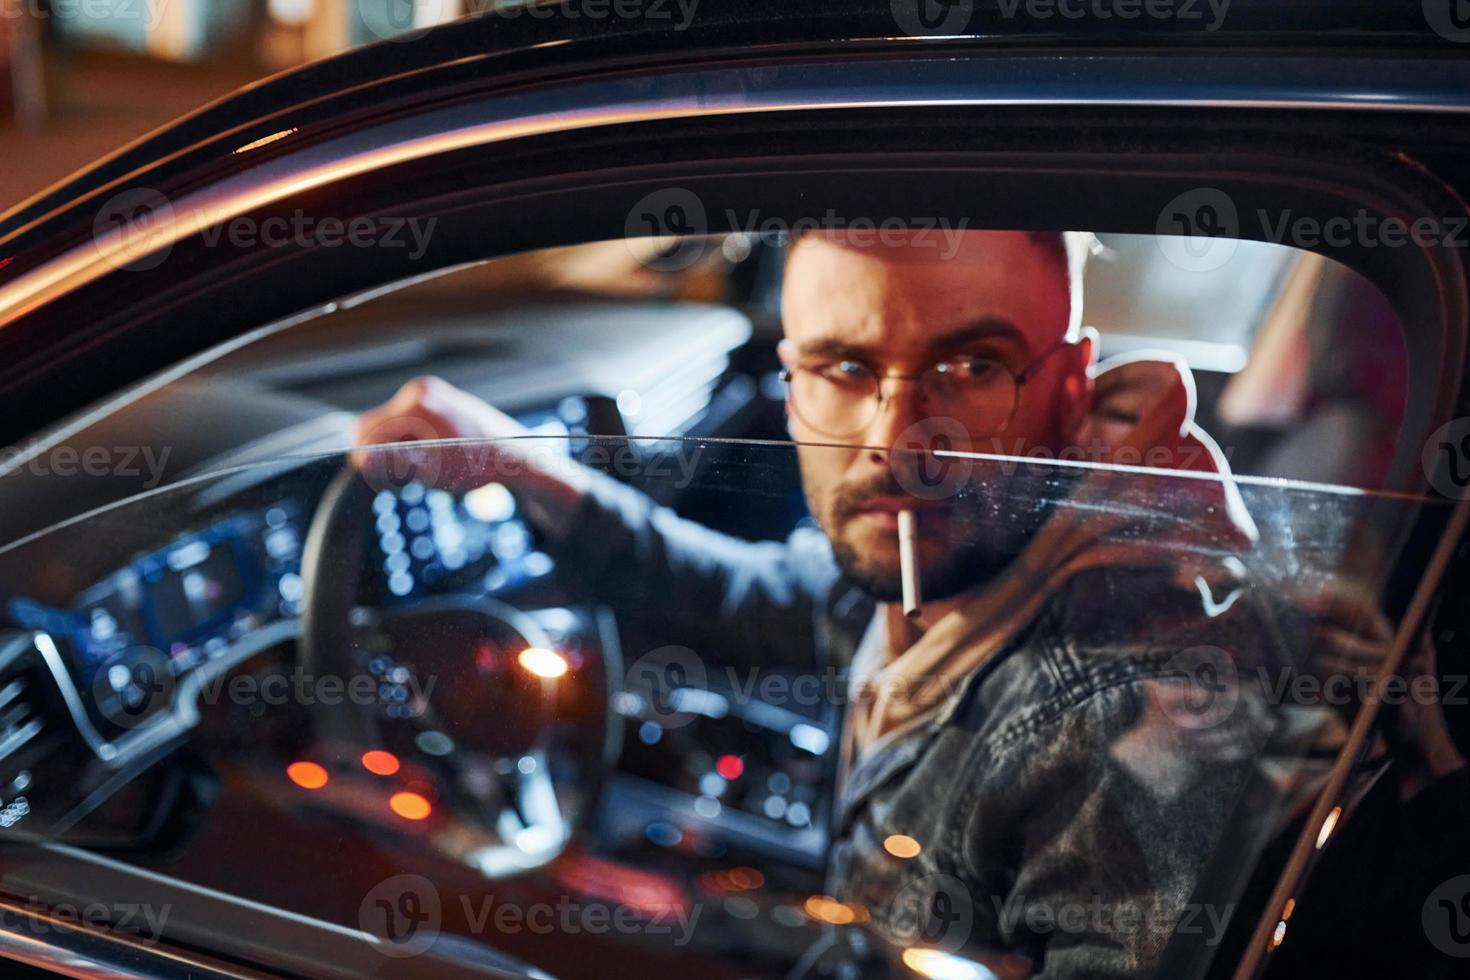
{"left": 1230, "top": 486, "right": 1470, "bottom": 976}
{"left": 6, "top": 52, "right": 1470, "bottom": 326}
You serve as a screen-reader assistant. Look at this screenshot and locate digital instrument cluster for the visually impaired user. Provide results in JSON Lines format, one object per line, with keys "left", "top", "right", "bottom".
{"left": 4, "top": 473, "right": 559, "bottom": 723}
{"left": 7, "top": 502, "right": 306, "bottom": 683}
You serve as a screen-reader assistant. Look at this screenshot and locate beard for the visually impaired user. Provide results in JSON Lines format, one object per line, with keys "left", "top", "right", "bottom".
{"left": 824, "top": 459, "right": 1080, "bottom": 604}
{"left": 831, "top": 534, "right": 1006, "bottom": 605}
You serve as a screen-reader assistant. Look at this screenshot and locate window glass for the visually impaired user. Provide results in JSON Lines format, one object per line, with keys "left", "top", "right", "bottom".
{"left": 0, "top": 231, "right": 1438, "bottom": 979}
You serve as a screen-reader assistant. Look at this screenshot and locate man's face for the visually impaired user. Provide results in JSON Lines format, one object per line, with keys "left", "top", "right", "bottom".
{"left": 780, "top": 230, "right": 1093, "bottom": 602}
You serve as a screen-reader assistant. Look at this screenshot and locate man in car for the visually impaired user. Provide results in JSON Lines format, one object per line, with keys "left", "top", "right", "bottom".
{"left": 354, "top": 229, "right": 1281, "bottom": 978}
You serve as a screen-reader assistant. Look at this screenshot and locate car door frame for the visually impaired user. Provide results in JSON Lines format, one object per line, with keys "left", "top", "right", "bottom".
{"left": 0, "top": 39, "right": 1468, "bottom": 980}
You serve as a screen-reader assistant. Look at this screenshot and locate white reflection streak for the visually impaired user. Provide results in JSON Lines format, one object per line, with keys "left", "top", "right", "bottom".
{"left": 929, "top": 448, "right": 1372, "bottom": 499}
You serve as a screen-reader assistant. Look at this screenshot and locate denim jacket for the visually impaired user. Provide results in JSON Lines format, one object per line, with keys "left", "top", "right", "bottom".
{"left": 553, "top": 470, "right": 1306, "bottom": 978}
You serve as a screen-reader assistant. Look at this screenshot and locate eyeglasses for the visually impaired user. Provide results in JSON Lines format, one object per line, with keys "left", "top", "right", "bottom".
{"left": 778, "top": 338, "right": 1072, "bottom": 439}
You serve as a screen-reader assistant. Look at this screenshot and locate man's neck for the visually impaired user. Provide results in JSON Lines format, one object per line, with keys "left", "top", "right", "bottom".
{"left": 881, "top": 593, "right": 968, "bottom": 659}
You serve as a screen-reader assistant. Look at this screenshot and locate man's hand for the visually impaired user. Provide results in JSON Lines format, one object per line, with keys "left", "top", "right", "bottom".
{"left": 354, "top": 376, "right": 525, "bottom": 486}
{"left": 353, "top": 376, "right": 588, "bottom": 536}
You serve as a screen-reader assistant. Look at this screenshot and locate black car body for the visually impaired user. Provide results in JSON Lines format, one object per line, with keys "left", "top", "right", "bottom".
{"left": 0, "top": 3, "right": 1468, "bottom": 978}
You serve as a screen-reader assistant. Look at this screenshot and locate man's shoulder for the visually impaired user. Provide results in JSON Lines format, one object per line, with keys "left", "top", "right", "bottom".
{"left": 1025, "top": 558, "right": 1286, "bottom": 700}
{"left": 951, "top": 559, "right": 1283, "bottom": 762}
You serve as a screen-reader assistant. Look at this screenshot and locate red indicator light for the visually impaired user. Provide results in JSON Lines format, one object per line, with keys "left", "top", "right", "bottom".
{"left": 715, "top": 755, "right": 744, "bottom": 780}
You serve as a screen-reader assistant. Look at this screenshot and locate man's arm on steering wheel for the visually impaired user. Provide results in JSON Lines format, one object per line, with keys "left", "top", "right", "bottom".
{"left": 353, "top": 376, "right": 834, "bottom": 673}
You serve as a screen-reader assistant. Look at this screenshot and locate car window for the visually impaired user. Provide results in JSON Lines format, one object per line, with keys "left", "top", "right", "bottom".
{"left": 0, "top": 232, "right": 1439, "bottom": 979}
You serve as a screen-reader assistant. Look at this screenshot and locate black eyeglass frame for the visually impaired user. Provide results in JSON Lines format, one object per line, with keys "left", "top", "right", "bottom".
{"left": 777, "top": 336, "right": 1075, "bottom": 439}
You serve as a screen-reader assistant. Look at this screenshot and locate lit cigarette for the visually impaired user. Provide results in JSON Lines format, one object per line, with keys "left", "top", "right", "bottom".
{"left": 898, "top": 508, "right": 922, "bottom": 619}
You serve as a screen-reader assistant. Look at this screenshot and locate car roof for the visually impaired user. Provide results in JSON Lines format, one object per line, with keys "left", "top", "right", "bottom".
{"left": 0, "top": 0, "right": 1456, "bottom": 252}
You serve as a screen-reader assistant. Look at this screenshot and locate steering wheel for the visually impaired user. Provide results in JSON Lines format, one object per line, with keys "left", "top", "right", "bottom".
{"left": 296, "top": 466, "right": 611, "bottom": 876}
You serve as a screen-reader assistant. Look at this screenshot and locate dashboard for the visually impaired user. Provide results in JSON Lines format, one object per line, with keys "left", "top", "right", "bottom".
{"left": 0, "top": 297, "right": 845, "bottom": 973}
{"left": 2, "top": 459, "right": 556, "bottom": 731}
{"left": 8, "top": 504, "right": 306, "bottom": 710}
{"left": 0, "top": 442, "right": 839, "bottom": 980}
{"left": 0, "top": 432, "right": 835, "bottom": 869}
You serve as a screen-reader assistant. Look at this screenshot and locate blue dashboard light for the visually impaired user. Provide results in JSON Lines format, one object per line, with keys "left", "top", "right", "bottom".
{"left": 789, "top": 722, "right": 830, "bottom": 756}
{"left": 264, "top": 527, "right": 298, "bottom": 560}
{"left": 415, "top": 730, "right": 454, "bottom": 756}
{"left": 492, "top": 522, "right": 529, "bottom": 561}
{"left": 277, "top": 573, "right": 304, "bottom": 602}
{"left": 645, "top": 821, "right": 682, "bottom": 848}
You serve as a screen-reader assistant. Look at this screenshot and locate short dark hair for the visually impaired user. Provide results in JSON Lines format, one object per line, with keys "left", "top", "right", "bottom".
{"left": 1031, "top": 230, "right": 1095, "bottom": 340}
{"left": 784, "top": 228, "right": 1094, "bottom": 340}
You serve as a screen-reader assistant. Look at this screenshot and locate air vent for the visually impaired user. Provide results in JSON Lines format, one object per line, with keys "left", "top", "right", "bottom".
{"left": 0, "top": 671, "right": 44, "bottom": 765}
{"left": 0, "top": 632, "right": 80, "bottom": 835}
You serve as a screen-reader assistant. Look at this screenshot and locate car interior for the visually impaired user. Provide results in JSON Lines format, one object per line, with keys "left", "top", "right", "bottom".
{"left": 0, "top": 219, "right": 1455, "bottom": 980}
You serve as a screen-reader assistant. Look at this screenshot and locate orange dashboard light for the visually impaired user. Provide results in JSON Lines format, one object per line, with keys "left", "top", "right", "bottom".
{"left": 518, "top": 647, "right": 569, "bottom": 679}
{"left": 883, "top": 834, "right": 922, "bottom": 859}
{"left": 389, "top": 791, "right": 433, "bottom": 821}
{"left": 287, "top": 761, "right": 328, "bottom": 790}
{"left": 361, "top": 750, "right": 401, "bottom": 776}
{"left": 803, "top": 895, "right": 857, "bottom": 926}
